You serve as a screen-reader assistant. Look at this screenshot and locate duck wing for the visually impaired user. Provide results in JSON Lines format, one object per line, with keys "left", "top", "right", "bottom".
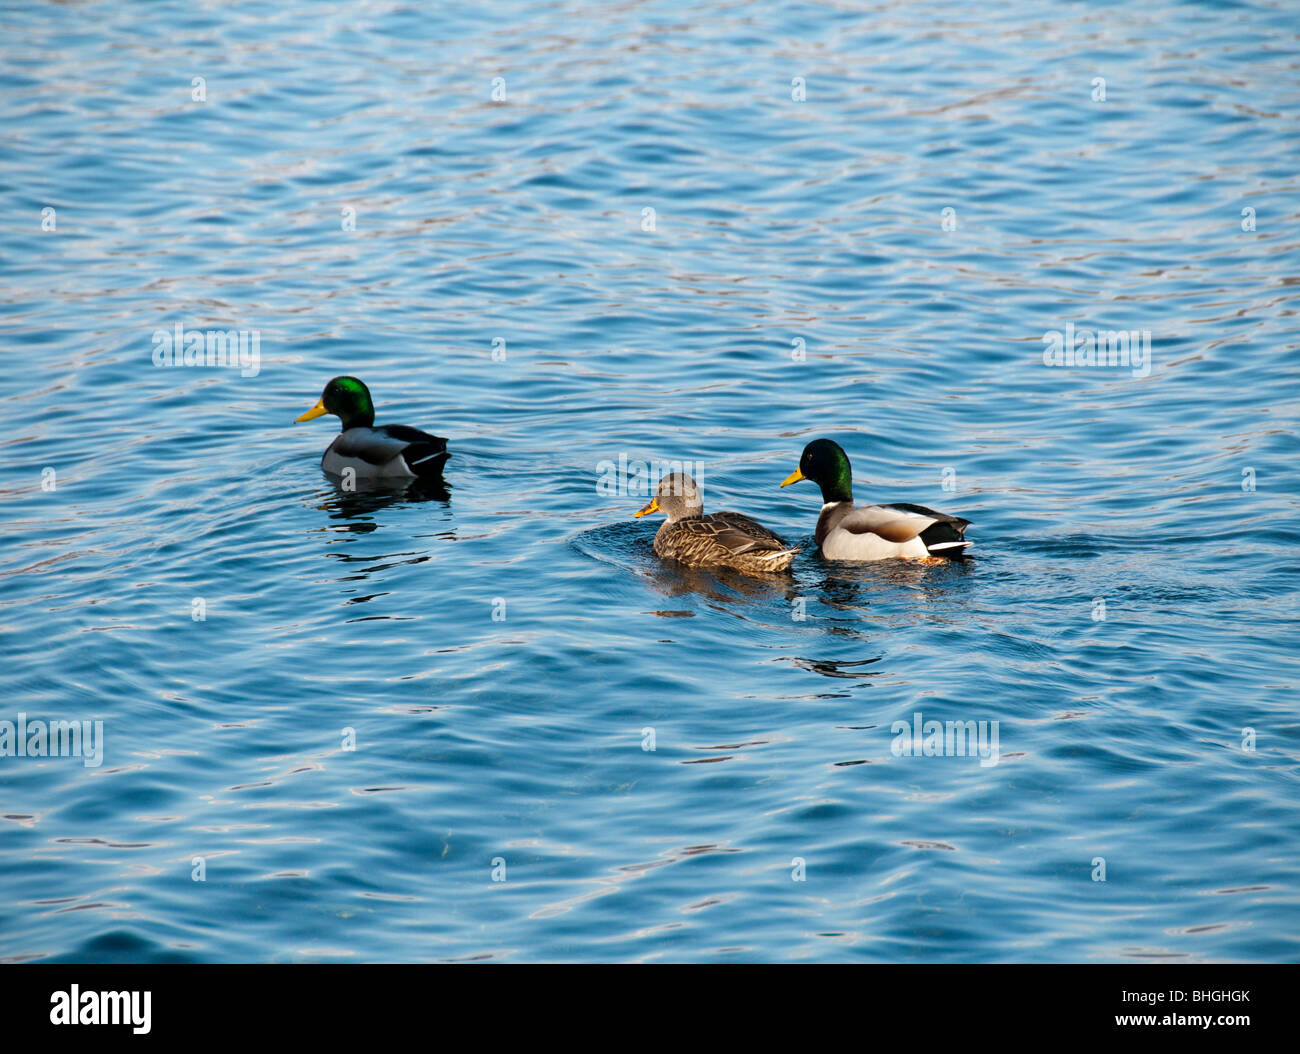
{"left": 661, "top": 514, "right": 796, "bottom": 560}
{"left": 327, "top": 426, "right": 449, "bottom": 477}
{"left": 878, "top": 502, "right": 970, "bottom": 533}
{"left": 832, "top": 504, "right": 926, "bottom": 542}
{"left": 710, "top": 511, "right": 791, "bottom": 549}
{"left": 374, "top": 426, "right": 454, "bottom": 475}
{"left": 853, "top": 502, "right": 971, "bottom": 552}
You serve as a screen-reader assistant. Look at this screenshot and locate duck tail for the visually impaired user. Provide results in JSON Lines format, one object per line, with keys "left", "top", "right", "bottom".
{"left": 918, "top": 515, "right": 971, "bottom": 557}
{"left": 403, "top": 445, "right": 451, "bottom": 478}
{"left": 758, "top": 545, "right": 801, "bottom": 569}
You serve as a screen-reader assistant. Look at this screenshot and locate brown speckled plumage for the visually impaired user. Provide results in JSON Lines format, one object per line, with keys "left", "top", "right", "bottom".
{"left": 636, "top": 473, "right": 799, "bottom": 575}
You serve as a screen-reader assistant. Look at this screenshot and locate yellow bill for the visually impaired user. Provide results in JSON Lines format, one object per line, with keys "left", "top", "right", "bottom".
{"left": 780, "top": 466, "right": 804, "bottom": 487}
{"left": 634, "top": 496, "right": 660, "bottom": 518}
{"left": 295, "top": 398, "right": 327, "bottom": 423}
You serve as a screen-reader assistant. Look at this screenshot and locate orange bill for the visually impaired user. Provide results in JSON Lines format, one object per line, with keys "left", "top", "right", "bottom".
{"left": 295, "top": 398, "right": 327, "bottom": 423}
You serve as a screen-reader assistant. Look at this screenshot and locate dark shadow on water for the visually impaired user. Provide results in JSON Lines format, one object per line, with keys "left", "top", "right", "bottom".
{"left": 642, "top": 556, "right": 801, "bottom": 607}
{"left": 309, "top": 474, "right": 452, "bottom": 535}
{"left": 782, "top": 552, "right": 975, "bottom": 681}
{"left": 302, "top": 475, "right": 456, "bottom": 610}
{"left": 572, "top": 522, "right": 982, "bottom": 682}
{"left": 803, "top": 549, "right": 976, "bottom": 610}
{"left": 790, "top": 655, "right": 884, "bottom": 679}
{"left": 571, "top": 519, "right": 802, "bottom": 608}
{"left": 574, "top": 520, "right": 975, "bottom": 609}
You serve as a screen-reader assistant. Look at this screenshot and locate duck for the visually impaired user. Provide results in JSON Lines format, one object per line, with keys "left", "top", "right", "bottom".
{"left": 780, "top": 438, "right": 971, "bottom": 560}
{"left": 634, "top": 472, "right": 800, "bottom": 575}
{"left": 295, "top": 376, "right": 449, "bottom": 480}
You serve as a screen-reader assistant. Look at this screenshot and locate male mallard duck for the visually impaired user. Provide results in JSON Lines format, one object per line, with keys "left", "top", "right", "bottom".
{"left": 635, "top": 472, "right": 800, "bottom": 575}
{"left": 295, "top": 376, "right": 449, "bottom": 479}
{"left": 780, "top": 439, "right": 971, "bottom": 560}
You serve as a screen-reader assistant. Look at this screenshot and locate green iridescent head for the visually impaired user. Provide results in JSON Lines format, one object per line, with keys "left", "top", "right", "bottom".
{"left": 780, "top": 438, "right": 854, "bottom": 504}
{"left": 295, "top": 376, "right": 375, "bottom": 430}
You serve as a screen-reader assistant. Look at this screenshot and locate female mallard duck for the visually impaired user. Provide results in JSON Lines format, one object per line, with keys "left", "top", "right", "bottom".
{"left": 780, "top": 439, "right": 971, "bottom": 560}
{"left": 295, "top": 376, "right": 449, "bottom": 479}
{"left": 635, "top": 472, "right": 800, "bottom": 575}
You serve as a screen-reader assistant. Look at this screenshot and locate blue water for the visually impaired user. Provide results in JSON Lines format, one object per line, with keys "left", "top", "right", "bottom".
{"left": 2, "top": 0, "right": 1299, "bottom": 963}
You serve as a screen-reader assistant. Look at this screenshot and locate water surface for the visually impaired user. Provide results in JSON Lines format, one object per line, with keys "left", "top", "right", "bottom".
{"left": 2, "top": 0, "right": 1299, "bottom": 962}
